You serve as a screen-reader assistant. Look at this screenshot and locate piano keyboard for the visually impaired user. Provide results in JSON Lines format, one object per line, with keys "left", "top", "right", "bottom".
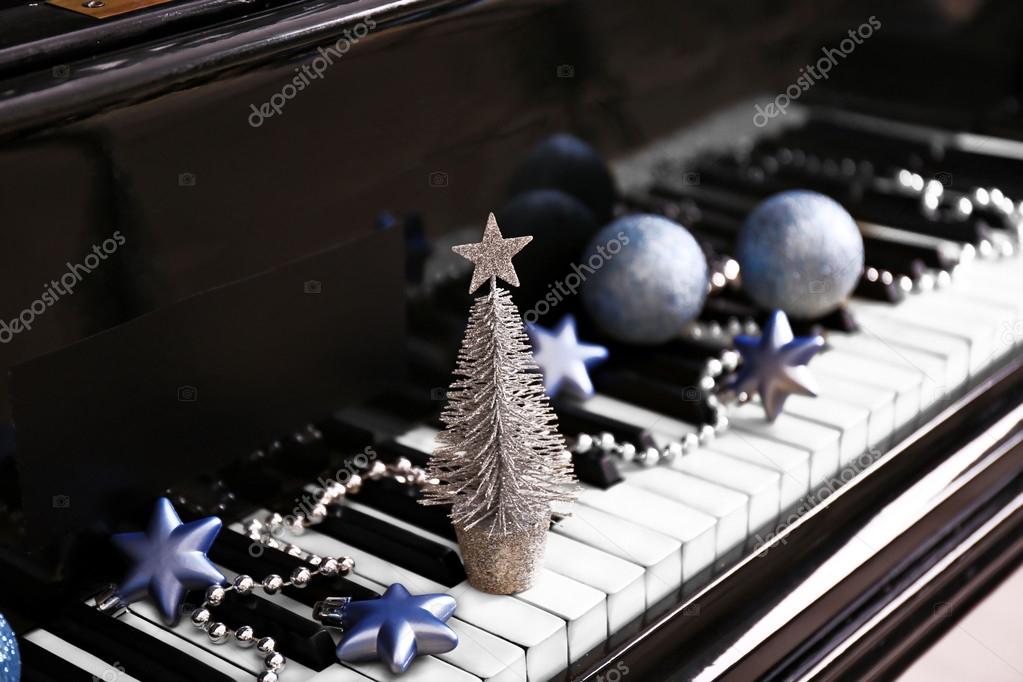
{"left": 16, "top": 111, "right": 1023, "bottom": 682}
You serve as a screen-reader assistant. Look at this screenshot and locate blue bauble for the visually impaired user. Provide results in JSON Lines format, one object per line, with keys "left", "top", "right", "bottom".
{"left": 737, "top": 190, "right": 864, "bottom": 319}
{"left": 507, "top": 134, "right": 617, "bottom": 222}
{"left": 497, "top": 189, "right": 598, "bottom": 319}
{"left": 0, "top": 613, "right": 19, "bottom": 682}
{"left": 581, "top": 214, "right": 708, "bottom": 344}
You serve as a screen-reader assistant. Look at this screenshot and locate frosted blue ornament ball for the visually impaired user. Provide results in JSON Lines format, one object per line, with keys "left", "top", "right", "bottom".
{"left": 0, "top": 613, "right": 19, "bottom": 682}
{"left": 581, "top": 214, "right": 708, "bottom": 344}
{"left": 737, "top": 190, "right": 864, "bottom": 319}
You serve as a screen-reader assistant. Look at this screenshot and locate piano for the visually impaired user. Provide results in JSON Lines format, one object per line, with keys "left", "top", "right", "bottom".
{"left": 1, "top": 0, "right": 1022, "bottom": 680}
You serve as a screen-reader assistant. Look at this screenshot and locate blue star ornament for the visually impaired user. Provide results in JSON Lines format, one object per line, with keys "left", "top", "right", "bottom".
{"left": 329, "top": 583, "right": 458, "bottom": 674}
{"left": 527, "top": 314, "right": 609, "bottom": 398}
{"left": 112, "top": 497, "right": 225, "bottom": 624}
{"left": 731, "top": 309, "right": 825, "bottom": 422}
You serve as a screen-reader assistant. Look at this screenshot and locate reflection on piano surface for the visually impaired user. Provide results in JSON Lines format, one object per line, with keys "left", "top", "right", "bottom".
{"left": 0, "top": 1, "right": 1022, "bottom": 681}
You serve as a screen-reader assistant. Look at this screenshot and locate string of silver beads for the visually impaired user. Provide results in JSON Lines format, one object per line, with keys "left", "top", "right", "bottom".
{"left": 244, "top": 457, "right": 438, "bottom": 556}
{"left": 571, "top": 351, "right": 735, "bottom": 467}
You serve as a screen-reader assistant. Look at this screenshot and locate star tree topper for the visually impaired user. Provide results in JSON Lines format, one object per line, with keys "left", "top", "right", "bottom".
{"left": 451, "top": 212, "right": 532, "bottom": 293}
{"left": 730, "top": 309, "right": 825, "bottom": 422}
{"left": 112, "top": 497, "right": 225, "bottom": 624}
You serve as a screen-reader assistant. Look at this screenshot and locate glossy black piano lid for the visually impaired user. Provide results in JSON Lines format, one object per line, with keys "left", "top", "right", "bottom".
{"left": 10, "top": 228, "right": 406, "bottom": 554}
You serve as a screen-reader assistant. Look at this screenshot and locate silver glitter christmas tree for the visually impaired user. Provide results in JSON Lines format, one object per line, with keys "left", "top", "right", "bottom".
{"left": 420, "top": 214, "right": 577, "bottom": 593}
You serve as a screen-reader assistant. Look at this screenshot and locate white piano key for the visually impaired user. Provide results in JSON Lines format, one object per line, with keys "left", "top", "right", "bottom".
{"left": 704, "top": 431, "right": 811, "bottom": 509}
{"left": 781, "top": 393, "right": 869, "bottom": 466}
{"left": 937, "top": 287, "right": 1022, "bottom": 358}
{"left": 217, "top": 564, "right": 521, "bottom": 682}
{"left": 128, "top": 601, "right": 308, "bottom": 681}
{"left": 513, "top": 570, "right": 607, "bottom": 663}
{"left": 813, "top": 372, "right": 896, "bottom": 450}
{"left": 234, "top": 517, "right": 568, "bottom": 682}
{"left": 857, "top": 288, "right": 1000, "bottom": 356}
{"left": 621, "top": 468, "right": 748, "bottom": 559}
{"left": 666, "top": 450, "right": 782, "bottom": 532}
{"left": 850, "top": 299, "right": 988, "bottom": 377}
{"left": 551, "top": 504, "right": 683, "bottom": 605}
{"left": 23, "top": 629, "right": 145, "bottom": 682}
{"left": 544, "top": 533, "right": 645, "bottom": 633}
{"left": 306, "top": 666, "right": 378, "bottom": 681}
{"left": 810, "top": 350, "right": 924, "bottom": 427}
{"left": 824, "top": 332, "right": 951, "bottom": 405}
{"left": 726, "top": 401, "right": 842, "bottom": 483}
{"left": 339, "top": 649, "right": 481, "bottom": 682}
{"left": 576, "top": 483, "right": 716, "bottom": 581}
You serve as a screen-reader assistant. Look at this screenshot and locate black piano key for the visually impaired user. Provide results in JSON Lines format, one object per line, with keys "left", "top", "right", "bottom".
{"left": 47, "top": 602, "right": 231, "bottom": 682}
{"left": 364, "top": 385, "right": 440, "bottom": 425}
{"left": 19, "top": 637, "right": 95, "bottom": 682}
{"left": 374, "top": 439, "right": 431, "bottom": 468}
{"left": 274, "top": 430, "right": 331, "bottom": 478}
{"left": 862, "top": 241, "right": 926, "bottom": 280}
{"left": 592, "top": 369, "right": 713, "bottom": 424}
{"left": 355, "top": 479, "right": 458, "bottom": 542}
{"left": 182, "top": 588, "right": 337, "bottom": 671}
{"left": 700, "top": 293, "right": 765, "bottom": 326}
{"left": 661, "top": 337, "right": 728, "bottom": 363}
{"left": 210, "top": 531, "right": 377, "bottom": 605}
{"left": 603, "top": 350, "right": 707, "bottom": 389}
{"left": 315, "top": 415, "right": 375, "bottom": 454}
{"left": 554, "top": 399, "right": 649, "bottom": 445}
{"left": 316, "top": 506, "right": 466, "bottom": 587}
{"left": 854, "top": 275, "right": 906, "bottom": 303}
{"left": 691, "top": 159, "right": 993, "bottom": 245}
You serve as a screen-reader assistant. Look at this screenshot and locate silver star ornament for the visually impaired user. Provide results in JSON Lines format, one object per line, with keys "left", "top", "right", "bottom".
{"left": 730, "top": 309, "right": 825, "bottom": 422}
{"left": 452, "top": 213, "right": 533, "bottom": 294}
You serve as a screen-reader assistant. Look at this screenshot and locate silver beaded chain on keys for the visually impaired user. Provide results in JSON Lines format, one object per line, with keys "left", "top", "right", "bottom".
{"left": 568, "top": 349, "right": 737, "bottom": 467}
{"left": 188, "top": 562, "right": 350, "bottom": 682}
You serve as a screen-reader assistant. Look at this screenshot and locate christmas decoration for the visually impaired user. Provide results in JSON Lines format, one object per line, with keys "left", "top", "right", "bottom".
{"left": 421, "top": 214, "right": 577, "bottom": 594}
{"left": 728, "top": 309, "right": 825, "bottom": 421}
{"left": 580, "top": 214, "right": 708, "bottom": 344}
{"left": 313, "top": 584, "right": 458, "bottom": 674}
{"left": 736, "top": 190, "right": 864, "bottom": 319}
{"left": 0, "top": 614, "right": 18, "bottom": 682}
{"left": 527, "top": 314, "right": 608, "bottom": 398}
{"left": 112, "top": 497, "right": 224, "bottom": 624}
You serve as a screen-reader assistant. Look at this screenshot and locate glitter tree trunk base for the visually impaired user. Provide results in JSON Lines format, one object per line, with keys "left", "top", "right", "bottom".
{"left": 456, "top": 514, "right": 550, "bottom": 594}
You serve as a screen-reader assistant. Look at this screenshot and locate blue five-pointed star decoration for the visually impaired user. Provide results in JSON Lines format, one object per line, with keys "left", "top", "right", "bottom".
{"left": 730, "top": 309, "right": 825, "bottom": 422}
{"left": 527, "top": 314, "right": 609, "bottom": 398}
{"left": 336, "top": 583, "right": 458, "bottom": 674}
{"left": 112, "top": 497, "right": 225, "bottom": 624}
